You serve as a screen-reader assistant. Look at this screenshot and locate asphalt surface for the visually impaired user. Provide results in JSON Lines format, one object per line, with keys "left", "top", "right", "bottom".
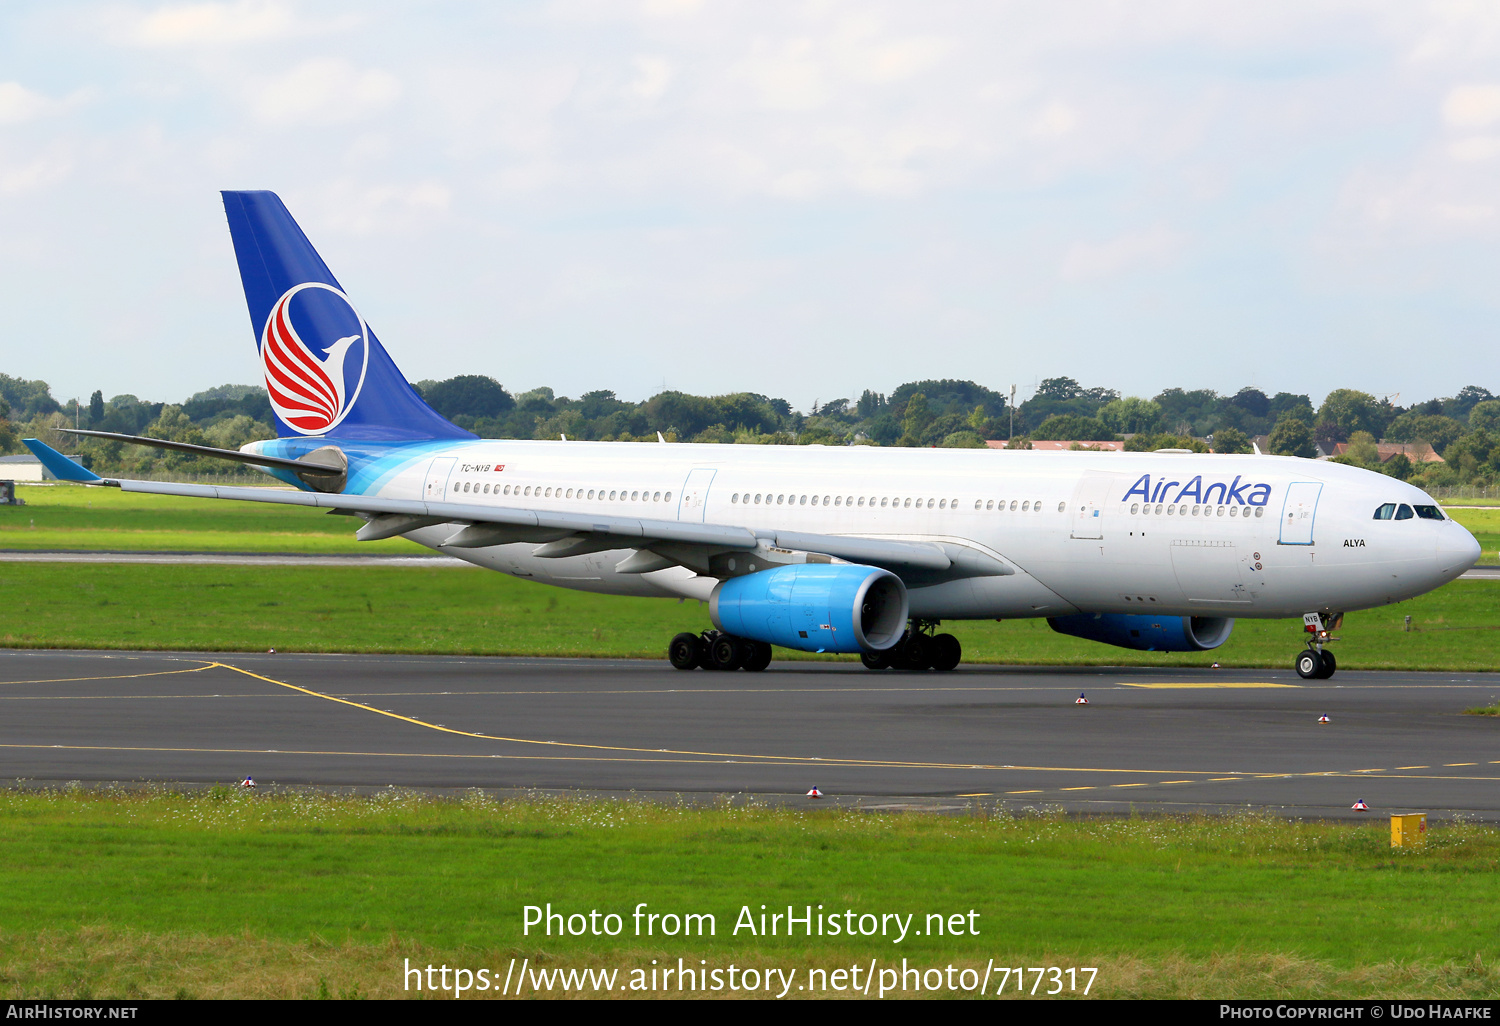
{"left": 1, "top": 649, "right": 1496, "bottom": 820}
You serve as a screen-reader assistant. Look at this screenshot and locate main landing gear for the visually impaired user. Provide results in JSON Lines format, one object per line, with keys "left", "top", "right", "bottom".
{"left": 1295, "top": 612, "right": 1342, "bottom": 680}
{"left": 861, "top": 621, "right": 962, "bottom": 672}
{"left": 668, "top": 630, "right": 773, "bottom": 672}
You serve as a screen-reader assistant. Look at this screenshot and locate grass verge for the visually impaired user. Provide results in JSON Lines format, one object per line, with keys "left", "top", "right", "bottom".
{"left": 0, "top": 484, "right": 417, "bottom": 555}
{"left": 0, "top": 789, "right": 1496, "bottom": 999}
{"left": 1, "top": 562, "right": 1497, "bottom": 670}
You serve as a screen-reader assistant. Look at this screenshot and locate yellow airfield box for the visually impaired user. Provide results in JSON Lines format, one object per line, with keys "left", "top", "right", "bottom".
{"left": 1391, "top": 813, "right": 1427, "bottom": 847}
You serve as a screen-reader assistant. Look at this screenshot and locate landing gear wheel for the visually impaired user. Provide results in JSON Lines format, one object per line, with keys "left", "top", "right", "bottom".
{"left": 1295, "top": 649, "right": 1321, "bottom": 679}
{"left": 1316, "top": 650, "right": 1336, "bottom": 679}
{"left": 743, "top": 641, "right": 773, "bottom": 672}
{"left": 709, "top": 634, "right": 744, "bottom": 672}
{"left": 930, "top": 633, "right": 962, "bottom": 672}
{"left": 860, "top": 649, "right": 892, "bottom": 671}
{"left": 900, "top": 632, "right": 932, "bottom": 672}
{"left": 668, "top": 632, "right": 702, "bottom": 671}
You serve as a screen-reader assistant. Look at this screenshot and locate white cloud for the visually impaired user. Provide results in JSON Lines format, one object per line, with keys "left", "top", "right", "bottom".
{"left": 127, "top": 0, "right": 300, "bottom": 46}
{"left": 1033, "top": 100, "right": 1079, "bottom": 139}
{"left": 423, "top": 62, "right": 579, "bottom": 163}
{"left": 828, "top": 17, "right": 947, "bottom": 85}
{"left": 1442, "top": 84, "right": 1500, "bottom": 127}
{"left": 1060, "top": 226, "right": 1186, "bottom": 282}
{"left": 0, "top": 82, "right": 55, "bottom": 124}
{"left": 0, "top": 82, "right": 87, "bottom": 125}
{"left": 734, "top": 37, "right": 827, "bottom": 111}
{"left": 640, "top": 0, "right": 703, "bottom": 17}
{"left": 312, "top": 178, "right": 452, "bottom": 235}
{"left": 0, "top": 157, "right": 72, "bottom": 195}
{"left": 631, "top": 56, "right": 673, "bottom": 100}
{"left": 1448, "top": 135, "right": 1500, "bottom": 161}
{"left": 246, "top": 59, "right": 401, "bottom": 126}
{"left": 1435, "top": 201, "right": 1495, "bottom": 223}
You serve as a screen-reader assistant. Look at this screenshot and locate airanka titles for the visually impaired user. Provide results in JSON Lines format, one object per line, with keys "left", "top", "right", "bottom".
{"left": 1122, "top": 473, "right": 1274, "bottom": 507}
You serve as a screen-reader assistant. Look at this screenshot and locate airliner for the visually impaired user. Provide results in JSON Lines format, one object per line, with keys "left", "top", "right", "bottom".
{"left": 26, "top": 191, "right": 1481, "bottom": 679}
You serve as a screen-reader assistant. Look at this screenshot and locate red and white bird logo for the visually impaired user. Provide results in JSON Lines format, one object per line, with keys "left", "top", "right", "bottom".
{"left": 260, "top": 282, "right": 369, "bottom": 434}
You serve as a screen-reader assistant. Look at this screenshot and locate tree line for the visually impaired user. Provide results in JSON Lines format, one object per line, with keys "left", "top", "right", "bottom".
{"left": 2, "top": 371, "right": 1497, "bottom": 489}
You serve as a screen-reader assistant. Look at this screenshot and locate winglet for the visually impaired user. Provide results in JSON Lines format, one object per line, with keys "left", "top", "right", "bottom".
{"left": 1252, "top": 442, "right": 1263, "bottom": 455}
{"left": 22, "top": 439, "right": 102, "bottom": 483}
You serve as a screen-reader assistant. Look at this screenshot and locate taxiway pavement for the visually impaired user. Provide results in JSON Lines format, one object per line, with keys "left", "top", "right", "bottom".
{"left": 0, "top": 649, "right": 1495, "bottom": 819}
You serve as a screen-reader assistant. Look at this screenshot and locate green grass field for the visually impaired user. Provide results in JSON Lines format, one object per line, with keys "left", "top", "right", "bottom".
{"left": 0, "top": 789, "right": 1495, "bottom": 1000}
{"left": 1453, "top": 506, "right": 1500, "bottom": 564}
{"left": 1, "top": 562, "right": 1496, "bottom": 669}
{"left": 0, "top": 484, "right": 412, "bottom": 554}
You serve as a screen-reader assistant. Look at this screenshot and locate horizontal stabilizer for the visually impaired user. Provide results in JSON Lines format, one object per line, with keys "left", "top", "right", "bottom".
{"left": 21, "top": 439, "right": 101, "bottom": 483}
{"left": 59, "top": 428, "right": 343, "bottom": 476}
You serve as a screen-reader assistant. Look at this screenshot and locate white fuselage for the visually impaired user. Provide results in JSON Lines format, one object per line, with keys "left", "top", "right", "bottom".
{"left": 367, "top": 441, "right": 1479, "bottom": 621}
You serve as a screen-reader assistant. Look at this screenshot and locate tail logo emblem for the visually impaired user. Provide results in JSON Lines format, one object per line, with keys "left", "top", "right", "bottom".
{"left": 260, "top": 282, "right": 370, "bottom": 435}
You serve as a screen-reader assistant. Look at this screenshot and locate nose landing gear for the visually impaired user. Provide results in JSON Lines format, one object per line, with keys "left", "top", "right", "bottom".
{"left": 1295, "top": 612, "right": 1342, "bottom": 679}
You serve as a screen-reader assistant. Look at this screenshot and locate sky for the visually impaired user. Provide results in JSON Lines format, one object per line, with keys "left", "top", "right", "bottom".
{"left": 2, "top": 0, "right": 1499, "bottom": 412}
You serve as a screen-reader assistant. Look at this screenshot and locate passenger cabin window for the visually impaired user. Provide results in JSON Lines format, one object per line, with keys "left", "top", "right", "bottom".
{"left": 1373, "top": 503, "right": 1396, "bottom": 520}
{"left": 1395, "top": 504, "right": 1414, "bottom": 520}
{"left": 1413, "top": 505, "right": 1445, "bottom": 520}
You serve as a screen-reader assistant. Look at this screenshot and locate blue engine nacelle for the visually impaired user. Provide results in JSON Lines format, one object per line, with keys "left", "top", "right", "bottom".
{"left": 709, "top": 563, "right": 908, "bottom": 654}
{"left": 1047, "top": 613, "right": 1234, "bottom": 652}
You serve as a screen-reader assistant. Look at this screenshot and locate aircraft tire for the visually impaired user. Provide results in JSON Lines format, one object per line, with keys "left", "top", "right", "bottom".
{"left": 744, "top": 641, "right": 773, "bottom": 672}
{"left": 668, "top": 632, "right": 702, "bottom": 671}
{"left": 1317, "top": 650, "right": 1337, "bottom": 679}
{"left": 1294, "top": 649, "right": 1321, "bottom": 679}
{"left": 901, "top": 632, "right": 932, "bottom": 672}
{"left": 709, "top": 634, "right": 745, "bottom": 672}
{"left": 860, "top": 649, "right": 891, "bottom": 671}
{"left": 930, "top": 633, "right": 962, "bottom": 672}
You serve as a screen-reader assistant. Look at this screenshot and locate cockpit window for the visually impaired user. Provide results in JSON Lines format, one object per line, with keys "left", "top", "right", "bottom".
{"left": 1413, "top": 505, "right": 1445, "bottom": 521}
{"left": 1395, "top": 504, "right": 1414, "bottom": 520}
{"left": 1373, "top": 503, "right": 1396, "bottom": 520}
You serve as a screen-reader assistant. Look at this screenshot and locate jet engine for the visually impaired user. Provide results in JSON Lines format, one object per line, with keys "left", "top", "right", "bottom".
{"left": 1047, "top": 613, "right": 1234, "bottom": 652}
{"left": 709, "top": 564, "right": 908, "bottom": 654}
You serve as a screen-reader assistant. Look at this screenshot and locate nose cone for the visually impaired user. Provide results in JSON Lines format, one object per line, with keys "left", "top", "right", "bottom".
{"left": 1440, "top": 524, "right": 1483, "bottom": 575}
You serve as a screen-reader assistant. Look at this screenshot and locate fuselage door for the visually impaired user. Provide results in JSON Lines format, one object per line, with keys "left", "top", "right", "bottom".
{"left": 1279, "top": 481, "right": 1323, "bottom": 545}
{"left": 1068, "top": 471, "right": 1117, "bottom": 540}
{"left": 425, "top": 456, "right": 457, "bottom": 503}
{"left": 1172, "top": 540, "right": 1251, "bottom": 605}
{"left": 678, "top": 468, "right": 717, "bottom": 523}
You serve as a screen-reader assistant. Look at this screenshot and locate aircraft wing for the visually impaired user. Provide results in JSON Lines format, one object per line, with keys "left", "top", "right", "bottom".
{"left": 23, "top": 439, "right": 1008, "bottom": 581}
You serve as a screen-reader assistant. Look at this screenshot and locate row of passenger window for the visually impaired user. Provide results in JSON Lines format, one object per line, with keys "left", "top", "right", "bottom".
{"left": 730, "top": 492, "right": 964, "bottom": 509}
{"left": 1130, "top": 503, "right": 1266, "bottom": 519}
{"left": 452, "top": 480, "right": 673, "bottom": 503}
{"left": 977, "top": 499, "right": 1047, "bottom": 512}
{"left": 1373, "top": 503, "right": 1444, "bottom": 521}
{"left": 729, "top": 493, "right": 1047, "bottom": 512}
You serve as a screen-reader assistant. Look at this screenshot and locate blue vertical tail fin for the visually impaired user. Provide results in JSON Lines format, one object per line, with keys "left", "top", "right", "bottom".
{"left": 221, "top": 190, "right": 473, "bottom": 442}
